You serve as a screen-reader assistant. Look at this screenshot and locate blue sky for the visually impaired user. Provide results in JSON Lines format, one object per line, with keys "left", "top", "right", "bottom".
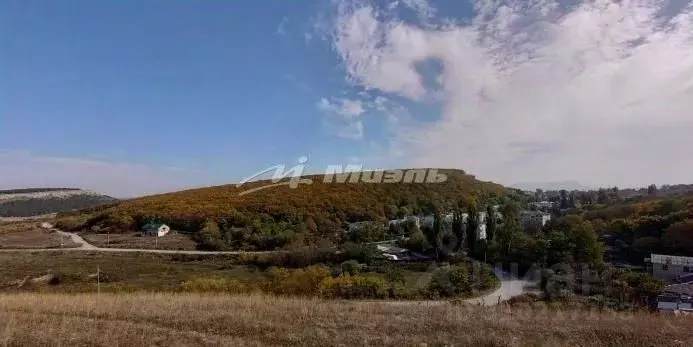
{"left": 1, "top": 1, "right": 391, "bottom": 195}
{"left": 2, "top": 0, "right": 693, "bottom": 196}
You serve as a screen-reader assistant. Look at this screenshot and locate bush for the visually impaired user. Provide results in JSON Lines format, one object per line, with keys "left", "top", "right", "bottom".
{"left": 55, "top": 215, "right": 89, "bottom": 231}
{"left": 341, "top": 260, "right": 362, "bottom": 275}
{"left": 180, "top": 276, "right": 249, "bottom": 293}
{"left": 426, "top": 263, "right": 496, "bottom": 298}
{"left": 342, "top": 243, "right": 378, "bottom": 264}
{"left": 319, "top": 274, "right": 389, "bottom": 299}
{"left": 261, "top": 265, "right": 332, "bottom": 296}
{"left": 195, "top": 220, "right": 223, "bottom": 251}
{"left": 402, "top": 229, "right": 429, "bottom": 252}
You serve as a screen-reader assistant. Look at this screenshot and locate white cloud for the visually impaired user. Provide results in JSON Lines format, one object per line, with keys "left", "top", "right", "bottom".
{"left": 275, "top": 17, "right": 289, "bottom": 36}
{"left": 0, "top": 150, "right": 204, "bottom": 198}
{"left": 325, "top": 0, "right": 693, "bottom": 188}
{"left": 317, "top": 97, "right": 367, "bottom": 139}
{"left": 400, "top": 0, "right": 436, "bottom": 20}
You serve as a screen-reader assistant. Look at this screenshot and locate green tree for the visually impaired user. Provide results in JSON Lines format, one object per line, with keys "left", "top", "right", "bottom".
{"left": 663, "top": 219, "right": 693, "bottom": 255}
{"left": 485, "top": 204, "right": 497, "bottom": 242}
{"left": 341, "top": 260, "right": 361, "bottom": 275}
{"left": 452, "top": 210, "right": 465, "bottom": 251}
{"left": 465, "top": 198, "right": 479, "bottom": 252}
{"left": 197, "top": 219, "right": 223, "bottom": 250}
{"left": 403, "top": 225, "right": 428, "bottom": 252}
{"left": 348, "top": 222, "right": 386, "bottom": 243}
{"left": 559, "top": 190, "right": 569, "bottom": 209}
{"left": 497, "top": 201, "right": 521, "bottom": 256}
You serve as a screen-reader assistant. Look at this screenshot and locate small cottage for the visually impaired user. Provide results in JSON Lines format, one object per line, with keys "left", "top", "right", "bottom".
{"left": 141, "top": 222, "right": 170, "bottom": 237}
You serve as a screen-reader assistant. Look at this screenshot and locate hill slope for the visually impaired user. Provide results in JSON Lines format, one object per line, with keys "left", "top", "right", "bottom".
{"left": 58, "top": 169, "right": 509, "bottom": 249}
{"left": 0, "top": 293, "right": 689, "bottom": 346}
{"left": 0, "top": 189, "right": 118, "bottom": 217}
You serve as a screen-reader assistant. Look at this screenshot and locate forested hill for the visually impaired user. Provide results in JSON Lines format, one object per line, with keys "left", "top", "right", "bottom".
{"left": 0, "top": 189, "right": 118, "bottom": 217}
{"left": 57, "top": 169, "right": 510, "bottom": 241}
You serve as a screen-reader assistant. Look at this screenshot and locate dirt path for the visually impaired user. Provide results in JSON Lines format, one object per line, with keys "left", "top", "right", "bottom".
{"left": 0, "top": 226, "right": 539, "bottom": 305}
{"left": 0, "top": 225, "right": 280, "bottom": 255}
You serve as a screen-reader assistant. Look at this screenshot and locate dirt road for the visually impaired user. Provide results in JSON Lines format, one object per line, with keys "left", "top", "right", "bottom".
{"left": 0, "top": 226, "right": 280, "bottom": 255}
{"left": 0, "top": 226, "right": 538, "bottom": 305}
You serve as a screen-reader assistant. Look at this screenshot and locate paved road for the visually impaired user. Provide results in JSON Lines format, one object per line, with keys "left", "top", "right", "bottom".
{"left": 365, "top": 268, "right": 539, "bottom": 307}
{"left": 463, "top": 268, "right": 539, "bottom": 306}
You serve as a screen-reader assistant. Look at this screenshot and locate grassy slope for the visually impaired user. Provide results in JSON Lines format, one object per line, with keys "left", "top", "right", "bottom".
{"left": 64, "top": 169, "right": 507, "bottom": 228}
{"left": 0, "top": 293, "right": 690, "bottom": 346}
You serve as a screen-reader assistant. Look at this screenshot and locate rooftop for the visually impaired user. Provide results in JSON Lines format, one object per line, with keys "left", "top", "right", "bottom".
{"left": 649, "top": 254, "right": 693, "bottom": 266}
{"left": 665, "top": 283, "right": 693, "bottom": 297}
{"left": 142, "top": 222, "right": 166, "bottom": 230}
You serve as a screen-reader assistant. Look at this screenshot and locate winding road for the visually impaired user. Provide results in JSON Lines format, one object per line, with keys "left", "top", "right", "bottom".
{"left": 464, "top": 268, "right": 539, "bottom": 306}
{"left": 0, "top": 226, "right": 280, "bottom": 255}
{"left": 1, "top": 225, "right": 538, "bottom": 304}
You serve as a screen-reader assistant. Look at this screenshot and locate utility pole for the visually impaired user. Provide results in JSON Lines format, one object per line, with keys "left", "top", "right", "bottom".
{"left": 97, "top": 265, "right": 100, "bottom": 296}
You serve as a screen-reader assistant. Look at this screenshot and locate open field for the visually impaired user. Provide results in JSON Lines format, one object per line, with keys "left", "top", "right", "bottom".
{"left": 0, "top": 221, "right": 79, "bottom": 249}
{"left": 0, "top": 293, "right": 691, "bottom": 346}
{"left": 79, "top": 231, "right": 198, "bottom": 250}
{"left": 0, "top": 213, "right": 56, "bottom": 223}
{"left": 0, "top": 251, "right": 251, "bottom": 292}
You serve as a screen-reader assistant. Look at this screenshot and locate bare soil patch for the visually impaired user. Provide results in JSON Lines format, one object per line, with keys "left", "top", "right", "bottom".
{"left": 0, "top": 223, "right": 79, "bottom": 249}
{"left": 79, "top": 231, "right": 198, "bottom": 250}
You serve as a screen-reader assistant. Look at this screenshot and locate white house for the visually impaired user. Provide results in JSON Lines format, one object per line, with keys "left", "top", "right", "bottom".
{"left": 657, "top": 295, "right": 693, "bottom": 314}
{"left": 528, "top": 201, "right": 555, "bottom": 211}
{"left": 647, "top": 254, "right": 693, "bottom": 282}
{"left": 387, "top": 215, "right": 421, "bottom": 229}
{"left": 142, "top": 222, "right": 170, "bottom": 237}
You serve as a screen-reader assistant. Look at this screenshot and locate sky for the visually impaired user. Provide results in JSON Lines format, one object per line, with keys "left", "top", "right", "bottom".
{"left": 1, "top": 0, "right": 693, "bottom": 197}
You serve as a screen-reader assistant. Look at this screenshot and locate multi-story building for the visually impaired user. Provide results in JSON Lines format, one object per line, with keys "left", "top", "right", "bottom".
{"left": 520, "top": 211, "right": 551, "bottom": 231}
{"left": 646, "top": 254, "right": 693, "bottom": 283}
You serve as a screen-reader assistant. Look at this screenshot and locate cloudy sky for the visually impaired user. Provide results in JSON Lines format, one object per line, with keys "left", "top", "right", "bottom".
{"left": 2, "top": 0, "right": 692, "bottom": 197}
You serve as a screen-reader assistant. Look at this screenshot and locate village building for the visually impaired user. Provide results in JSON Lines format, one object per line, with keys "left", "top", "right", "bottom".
{"left": 520, "top": 211, "right": 551, "bottom": 231}
{"left": 646, "top": 254, "right": 693, "bottom": 283}
{"left": 141, "top": 222, "right": 171, "bottom": 237}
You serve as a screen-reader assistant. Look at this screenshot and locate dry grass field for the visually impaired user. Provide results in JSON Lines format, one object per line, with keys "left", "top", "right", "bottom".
{"left": 0, "top": 251, "right": 252, "bottom": 292}
{"left": 79, "top": 231, "right": 198, "bottom": 250}
{"left": 0, "top": 293, "right": 690, "bottom": 346}
{"left": 0, "top": 221, "right": 79, "bottom": 249}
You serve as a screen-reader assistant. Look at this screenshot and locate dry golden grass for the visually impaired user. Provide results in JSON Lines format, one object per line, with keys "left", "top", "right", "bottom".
{"left": 0, "top": 293, "right": 690, "bottom": 346}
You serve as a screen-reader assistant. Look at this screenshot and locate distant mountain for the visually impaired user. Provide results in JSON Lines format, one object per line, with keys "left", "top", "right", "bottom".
{"left": 0, "top": 188, "right": 118, "bottom": 217}
{"left": 511, "top": 181, "right": 590, "bottom": 192}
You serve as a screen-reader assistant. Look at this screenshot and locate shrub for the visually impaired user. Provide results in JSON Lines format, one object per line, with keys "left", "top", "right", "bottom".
{"left": 261, "top": 265, "right": 332, "bottom": 296}
{"left": 426, "top": 263, "right": 495, "bottom": 298}
{"left": 319, "top": 274, "right": 389, "bottom": 299}
{"left": 180, "top": 276, "right": 249, "bottom": 293}
{"left": 340, "top": 260, "right": 361, "bottom": 275}
{"left": 55, "top": 215, "right": 89, "bottom": 231}
{"left": 342, "top": 243, "right": 378, "bottom": 264}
